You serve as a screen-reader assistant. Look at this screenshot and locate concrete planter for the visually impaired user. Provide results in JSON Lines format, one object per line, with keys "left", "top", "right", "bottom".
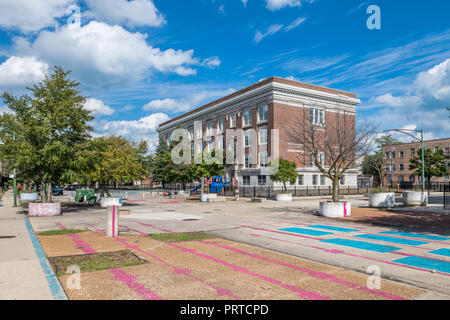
{"left": 28, "top": 203, "right": 61, "bottom": 217}
{"left": 320, "top": 201, "right": 351, "bottom": 218}
{"left": 403, "top": 191, "right": 428, "bottom": 206}
{"left": 100, "top": 197, "right": 123, "bottom": 208}
{"left": 200, "top": 193, "right": 217, "bottom": 202}
{"left": 20, "top": 193, "right": 39, "bottom": 201}
{"left": 276, "top": 193, "right": 293, "bottom": 202}
{"left": 369, "top": 193, "right": 395, "bottom": 208}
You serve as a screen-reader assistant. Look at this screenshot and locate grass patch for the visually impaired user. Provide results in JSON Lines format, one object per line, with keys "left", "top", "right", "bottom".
{"left": 49, "top": 250, "right": 147, "bottom": 276}
{"left": 148, "top": 232, "right": 213, "bottom": 242}
{"left": 38, "top": 229, "right": 87, "bottom": 236}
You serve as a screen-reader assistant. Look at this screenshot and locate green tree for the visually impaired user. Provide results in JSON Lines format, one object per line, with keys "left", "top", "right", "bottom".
{"left": 150, "top": 138, "right": 173, "bottom": 189}
{"left": 269, "top": 158, "right": 298, "bottom": 193}
{"left": 361, "top": 152, "right": 385, "bottom": 187}
{"left": 374, "top": 135, "right": 401, "bottom": 149}
{"left": 191, "top": 150, "right": 225, "bottom": 193}
{"left": 74, "top": 136, "right": 149, "bottom": 196}
{"left": 409, "top": 149, "right": 450, "bottom": 184}
{"left": 0, "top": 66, "right": 93, "bottom": 202}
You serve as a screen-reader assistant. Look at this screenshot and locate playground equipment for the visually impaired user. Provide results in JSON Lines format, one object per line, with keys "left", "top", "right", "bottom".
{"left": 75, "top": 189, "right": 97, "bottom": 204}
{"left": 191, "top": 176, "right": 239, "bottom": 194}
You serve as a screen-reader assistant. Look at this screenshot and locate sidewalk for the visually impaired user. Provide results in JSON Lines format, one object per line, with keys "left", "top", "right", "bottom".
{"left": 0, "top": 191, "right": 63, "bottom": 300}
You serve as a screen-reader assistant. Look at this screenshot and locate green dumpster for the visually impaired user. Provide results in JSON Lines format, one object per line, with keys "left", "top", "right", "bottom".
{"left": 75, "top": 189, "right": 97, "bottom": 204}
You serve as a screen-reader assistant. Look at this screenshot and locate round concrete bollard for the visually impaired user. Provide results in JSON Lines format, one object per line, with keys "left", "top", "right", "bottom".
{"left": 100, "top": 197, "right": 123, "bottom": 208}
{"left": 320, "top": 201, "right": 351, "bottom": 218}
{"left": 28, "top": 203, "right": 61, "bottom": 217}
{"left": 403, "top": 191, "right": 428, "bottom": 206}
{"left": 368, "top": 193, "right": 395, "bottom": 208}
{"left": 106, "top": 205, "right": 120, "bottom": 238}
{"left": 20, "top": 193, "right": 39, "bottom": 201}
{"left": 200, "top": 193, "right": 217, "bottom": 202}
{"left": 276, "top": 193, "right": 293, "bottom": 202}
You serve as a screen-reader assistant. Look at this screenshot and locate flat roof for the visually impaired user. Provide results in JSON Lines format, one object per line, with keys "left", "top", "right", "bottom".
{"left": 383, "top": 138, "right": 450, "bottom": 147}
{"left": 158, "top": 76, "right": 357, "bottom": 129}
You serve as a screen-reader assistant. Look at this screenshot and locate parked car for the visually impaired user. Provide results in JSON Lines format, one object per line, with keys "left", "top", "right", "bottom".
{"left": 52, "top": 186, "right": 64, "bottom": 196}
{"left": 64, "top": 185, "right": 77, "bottom": 191}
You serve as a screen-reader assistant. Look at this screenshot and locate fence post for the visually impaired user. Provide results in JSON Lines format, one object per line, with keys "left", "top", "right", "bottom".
{"left": 307, "top": 186, "right": 309, "bottom": 196}
{"left": 254, "top": 186, "right": 256, "bottom": 198}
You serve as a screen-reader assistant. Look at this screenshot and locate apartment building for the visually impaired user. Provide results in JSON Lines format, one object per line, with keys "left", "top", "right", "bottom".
{"left": 382, "top": 138, "right": 450, "bottom": 186}
{"left": 158, "top": 77, "right": 361, "bottom": 187}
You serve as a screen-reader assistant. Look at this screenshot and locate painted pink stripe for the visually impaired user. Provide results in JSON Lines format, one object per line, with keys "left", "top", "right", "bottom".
{"left": 66, "top": 234, "right": 97, "bottom": 254}
{"left": 56, "top": 222, "right": 67, "bottom": 230}
{"left": 83, "top": 223, "right": 105, "bottom": 233}
{"left": 157, "top": 201, "right": 181, "bottom": 204}
{"left": 135, "top": 222, "right": 174, "bottom": 234}
{"left": 119, "top": 225, "right": 148, "bottom": 236}
{"left": 241, "top": 225, "right": 324, "bottom": 241}
{"left": 109, "top": 268, "right": 163, "bottom": 300}
{"left": 114, "top": 237, "right": 239, "bottom": 299}
{"left": 249, "top": 233, "right": 450, "bottom": 277}
{"left": 201, "top": 240, "right": 405, "bottom": 300}
{"left": 124, "top": 200, "right": 149, "bottom": 203}
{"left": 168, "top": 243, "right": 330, "bottom": 300}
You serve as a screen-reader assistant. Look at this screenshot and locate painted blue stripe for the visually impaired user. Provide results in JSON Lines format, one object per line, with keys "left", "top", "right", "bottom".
{"left": 394, "top": 256, "right": 450, "bottom": 273}
{"left": 354, "top": 234, "right": 429, "bottom": 246}
{"left": 24, "top": 217, "right": 67, "bottom": 300}
{"left": 429, "top": 248, "right": 450, "bottom": 257}
{"left": 279, "top": 227, "right": 333, "bottom": 236}
{"left": 381, "top": 231, "right": 450, "bottom": 241}
{"left": 308, "top": 225, "right": 360, "bottom": 232}
{"left": 321, "top": 238, "right": 401, "bottom": 253}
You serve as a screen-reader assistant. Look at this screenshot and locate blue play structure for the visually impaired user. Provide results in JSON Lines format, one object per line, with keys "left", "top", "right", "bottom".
{"left": 190, "top": 176, "right": 238, "bottom": 194}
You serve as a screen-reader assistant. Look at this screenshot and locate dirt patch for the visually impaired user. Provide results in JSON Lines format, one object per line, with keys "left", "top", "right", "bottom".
{"left": 148, "top": 232, "right": 213, "bottom": 242}
{"left": 49, "top": 250, "right": 148, "bottom": 276}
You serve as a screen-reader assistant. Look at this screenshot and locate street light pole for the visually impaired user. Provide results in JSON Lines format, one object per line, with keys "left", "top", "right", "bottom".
{"left": 13, "top": 131, "right": 17, "bottom": 207}
{"left": 421, "top": 129, "right": 425, "bottom": 192}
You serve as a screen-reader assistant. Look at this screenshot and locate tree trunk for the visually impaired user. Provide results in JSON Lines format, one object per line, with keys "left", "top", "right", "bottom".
{"left": 332, "top": 177, "right": 339, "bottom": 202}
{"left": 283, "top": 181, "right": 287, "bottom": 193}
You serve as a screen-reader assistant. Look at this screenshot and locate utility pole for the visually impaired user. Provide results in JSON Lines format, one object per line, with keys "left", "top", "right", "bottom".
{"left": 421, "top": 129, "right": 426, "bottom": 192}
{"left": 13, "top": 131, "right": 17, "bottom": 207}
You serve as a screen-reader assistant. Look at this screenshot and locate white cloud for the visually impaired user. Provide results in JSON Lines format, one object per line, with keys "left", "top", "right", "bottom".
{"left": 0, "top": 0, "right": 73, "bottom": 32}
{"left": 414, "top": 58, "right": 450, "bottom": 102}
{"left": 14, "top": 21, "right": 204, "bottom": 87}
{"left": 372, "top": 59, "right": 450, "bottom": 108}
{"left": 254, "top": 24, "right": 284, "bottom": 43}
{"left": 143, "top": 89, "right": 235, "bottom": 113}
{"left": 0, "top": 105, "right": 11, "bottom": 115}
{"left": 0, "top": 56, "right": 48, "bottom": 89}
{"left": 285, "top": 17, "right": 306, "bottom": 31}
{"left": 84, "top": 98, "right": 115, "bottom": 116}
{"left": 265, "top": 0, "right": 301, "bottom": 11}
{"left": 85, "top": 0, "right": 166, "bottom": 28}
{"left": 202, "top": 56, "right": 221, "bottom": 69}
{"left": 95, "top": 112, "right": 171, "bottom": 152}
{"left": 241, "top": 0, "right": 248, "bottom": 7}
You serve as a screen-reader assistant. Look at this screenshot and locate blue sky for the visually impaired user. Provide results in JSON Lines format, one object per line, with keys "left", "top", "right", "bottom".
{"left": 0, "top": 0, "right": 449, "bottom": 151}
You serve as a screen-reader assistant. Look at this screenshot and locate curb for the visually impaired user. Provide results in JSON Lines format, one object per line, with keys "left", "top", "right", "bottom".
{"left": 24, "top": 216, "right": 68, "bottom": 300}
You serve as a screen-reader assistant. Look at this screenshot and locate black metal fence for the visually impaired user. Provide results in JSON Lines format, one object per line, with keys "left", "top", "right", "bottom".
{"left": 444, "top": 184, "right": 450, "bottom": 209}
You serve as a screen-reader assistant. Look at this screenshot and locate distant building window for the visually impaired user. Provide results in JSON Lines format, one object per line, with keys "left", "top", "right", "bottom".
{"left": 298, "top": 175, "right": 304, "bottom": 186}
{"left": 445, "top": 148, "right": 449, "bottom": 155}
{"left": 259, "top": 151, "right": 268, "bottom": 167}
{"left": 310, "top": 108, "right": 325, "bottom": 125}
{"left": 229, "top": 114, "right": 236, "bottom": 128}
{"left": 245, "top": 154, "right": 252, "bottom": 168}
{"left": 312, "top": 175, "right": 318, "bottom": 185}
{"left": 258, "top": 175, "right": 267, "bottom": 186}
{"left": 410, "top": 175, "right": 415, "bottom": 182}
{"left": 207, "top": 122, "right": 214, "bottom": 136}
{"left": 243, "top": 110, "right": 252, "bottom": 126}
{"left": 399, "top": 164, "right": 404, "bottom": 171}
{"left": 398, "top": 176, "right": 404, "bottom": 183}
{"left": 310, "top": 152, "right": 324, "bottom": 167}
{"left": 410, "top": 148, "right": 415, "bottom": 155}
{"left": 217, "top": 118, "right": 225, "bottom": 132}
{"left": 259, "top": 128, "right": 268, "bottom": 145}
{"left": 320, "top": 175, "right": 325, "bottom": 185}
{"left": 399, "top": 151, "right": 404, "bottom": 159}
{"left": 245, "top": 131, "right": 252, "bottom": 147}
{"left": 258, "top": 105, "right": 268, "bottom": 122}
{"left": 340, "top": 176, "right": 345, "bottom": 185}
{"left": 243, "top": 176, "right": 250, "bottom": 185}
{"left": 435, "top": 146, "right": 439, "bottom": 152}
